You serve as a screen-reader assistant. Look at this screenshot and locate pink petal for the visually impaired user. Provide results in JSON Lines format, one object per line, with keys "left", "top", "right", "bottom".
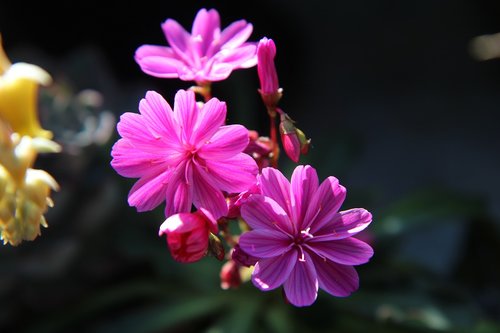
{"left": 202, "top": 153, "right": 258, "bottom": 193}
{"left": 164, "top": 162, "right": 193, "bottom": 217}
{"left": 128, "top": 167, "right": 172, "bottom": 212}
{"left": 173, "top": 90, "right": 199, "bottom": 143}
{"left": 239, "top": 229, "right": 292, "bottom": 258}
{"left": 252, "top": 249, "right": 297, "bottom": 291}
{"left": 116, "top": 113, "right": 153, "bottom": 142}
{"left": 191, "top": 165, "right": 228, "bottom": 219}
{"left": 313, "top": 208, "right": 373, "bottom": 240}
{"left": 303, "top": 176, "right": 346, "bottom": 233}
{"left": 134, "top": 45, "right": 185, "bottom": 78}
{"left": 110, "top": 139, "right": 166, "bottom": 178}
{"left": 283, "top": 251, "right": 318, "bottom": 307}
{"left": 259, "top": 167, "right": 293, "bottom": 219}
{"left": 191, "top": 98, "right": 227, "bottom": 146}
{"left": 219, "top": 20, "right": 253, "bottom": 50}
{"left": 240, "top": 195, "right": 294, "bottom": 234}
{"left": 200, "top": 62, "right": 234, "bottom": 81}
{"left": 290, "top": 165, "right": 319, "bottom": 228}
{"left": 162, "top": 18, "right": 194, "bottom": 65}
{"left": 140, "top": 91, "right": 180, "bottom": 143}
{"left": 191, "top": 8, "right": 220, "bottom": 56}
{"left": 307, "top": 237, "right": 374, "bottom": 265}
{"left": 312, "top": 253, "right": 359, "bottom": 297}
{"left": 214, "top": 44, "right": 258, "bottom": 69}
{"left": 197, "top": 125, "right": 248, "bottom": 160}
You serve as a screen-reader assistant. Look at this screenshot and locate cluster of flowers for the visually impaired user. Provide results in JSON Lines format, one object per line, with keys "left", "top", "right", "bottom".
{"left": 0, "top": 35, "right": 60, "bottom": 246}
{"left": 111, "top": 8, "right": 373, "bottom": 307}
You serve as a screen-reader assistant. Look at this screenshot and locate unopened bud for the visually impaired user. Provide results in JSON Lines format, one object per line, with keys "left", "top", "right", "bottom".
{"left": 208, "top": 232, "right": 225, "bottom": 261}
{"left": 220, "top": 259, "right": 241, "bottom": 290}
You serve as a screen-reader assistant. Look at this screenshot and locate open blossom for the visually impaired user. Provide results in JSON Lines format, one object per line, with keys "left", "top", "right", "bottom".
{"left": 239, "top": 165, "right": 373, "bottom": 307}
{"left": 135, "top": 8, "right": 257, "bottom": 82}
{"left": 110, "top": 89, "right": 258, "bottom": 219}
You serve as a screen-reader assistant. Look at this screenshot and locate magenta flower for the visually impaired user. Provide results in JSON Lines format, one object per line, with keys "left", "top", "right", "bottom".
{"left": 110, "top": 89, "right": 259, "bottom": 219}
{"left": 135, "top": 8, "right": 257, "bottom": 82}
{"left": 239, "top": 165, "right": 373, "bottom": 307}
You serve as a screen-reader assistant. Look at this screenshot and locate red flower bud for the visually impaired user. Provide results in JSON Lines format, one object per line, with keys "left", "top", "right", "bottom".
{"left": 220, "top": 259, "right": 242, "bottom": 290}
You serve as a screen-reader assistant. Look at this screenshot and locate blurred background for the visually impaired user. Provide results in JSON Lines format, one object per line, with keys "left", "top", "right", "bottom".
{"left": 1, "top": 0, "right": 499, "bottom": 332}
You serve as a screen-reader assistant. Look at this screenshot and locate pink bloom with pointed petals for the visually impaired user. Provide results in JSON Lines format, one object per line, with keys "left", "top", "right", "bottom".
{"left": 239, "top": 165, "right": 373, "bottom": 307}
{"left": 135, "top": 8, "right": 257, "bottom": 82}
{"left": 110, "top": 89, "right": 258, "bottom": 219}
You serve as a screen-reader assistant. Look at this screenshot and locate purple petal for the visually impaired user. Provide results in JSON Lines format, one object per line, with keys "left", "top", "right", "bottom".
{"left": 191, "top": 98, "right": 226, "bottom": 145}
{"left": 283, "top": 251, "right": 318, "bottom": 307}
{"left": 173, "top": 90, "right": 199, "bottom": 143}
{"left": 307, "top": 237, "right": 374, "bottom": 265}
{"left": 191, "top": 164, "right": 228, "bottom": 219}
{"left": 139, "top": 91, "right": 180, "bottom": 143}
{"left": 197, "top": 125, "right": 248, "bottom": 160}
{"left": 202, "top": 153, "right": 258, "bottom": 193}
{"left": 191, "top": 8, "right": 220, "bottom": 56}
{"left": 134, "top": 45, "right": 185, "bottom": 78}
{"left": 200, "top": 62, "right": 234, "bottom": 81}
{"left": 164, "top": 162, "right": 193, "bottom": 217}
{"left": 128, "top": 167, "right": 172, "bottom": 212}
{"left": 311, "top": 253, "right": 359, "bottom": 297}
{"left": 259, "top": 167, "right": 293, "bottom": 219}
{"left": 219, "top": 20, "right": 253, "bottom": 50}
{"left": 239, "top": 229, "right": 293, "bottom": 258}
{"left": 313, "top": 208, "right": 373, "bottom": 240}
{"left": 290, "top": 165, "right": 319, "bottom": 229}
{"left": 252, "top": 249, "right": 297, "bottom": 291}
{"left": 303, "top": 176, "right": 346, "bottom": 233}
{"left": 240, "top": 195, "right": 294, "bottom": 234}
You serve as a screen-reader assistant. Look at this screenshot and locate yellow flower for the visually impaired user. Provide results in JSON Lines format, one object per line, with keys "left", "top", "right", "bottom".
{"left": 0, "top": 121, "right": 60, "bottom": 246}
{"left": 0, "top": 34, "right": 53, "bottom": 139}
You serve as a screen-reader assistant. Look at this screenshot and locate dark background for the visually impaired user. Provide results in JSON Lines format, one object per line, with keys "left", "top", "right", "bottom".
{"left": 0, "top": 1, "right": 499, "bottom": 332}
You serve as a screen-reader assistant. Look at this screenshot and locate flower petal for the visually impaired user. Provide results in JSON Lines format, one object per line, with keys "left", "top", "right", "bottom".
{"left": 164, "top": 162, "right": 193, "bottom": 217}
{"left": 283, "top": 251, "right": 318, "bottom": 307}
{"left": 191, "top": 164, "right": 228, "bottom": 219}
{"left": 259, "top": 167, "right": 293, "bottom": 218}
{"left": 307, "top": 237, "right": 374, "bottom": 265}
{"left": 173, "top": 89, "right": 198, "bottom": 143}
{"left": 239, "top": 229, "right": 292, "bottom": 258}
{"left": 197, "top": 125, "right": 248, "bottom": 160}
{"left": 313, "top": 208, "right": 373, "bottom": 240}
{"left": 111, "top": 139, "right": 167, "bottom": 178}
{"left": 191, "top": 8, "right": 220, "bottom": 57}
{"left": 290, "top": 165, "right": 319, "bottom": 229}
{"left": 191, "top": 98, "right": 227, "bottom": 145}
{"left": 240, "top": 194, "right": 293, "bottom": 234}
{"left": 140, "top": 91, "right": 180, "bottom": 143}
{"left": 162, "top": 18, "right": 193, "bottom": 64}
{"left": 128, "top": 167, "right": 172, "bottom": 212}
{"left": 201, "top": 153, "right": 258, "bottom": 193}
{"left": 219, "top": 20, "right": 253, "bottom": 50}
{"left": 252, "top": 249, "right": 297, "bottom": 291}
{"left": 303, "top": 176, "right": 346, "bottom": 233}
{"left": 312, "top": 253, "right": 359, "bottom": 297}
{"left": 134, "top": 45, "right": 185, "bottom": 78}
{"left": 214, "top": 44, "right": 258, "bottom": 69}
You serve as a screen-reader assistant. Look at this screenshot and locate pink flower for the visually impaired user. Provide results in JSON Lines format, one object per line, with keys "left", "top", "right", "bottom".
{"left": 110, "top": 89, "right": 258, "bottom": 219}
{"left": 134, "top": 8, "right": 257, "bottom": 82}
{"left": 239, "top": 165, "right": 373, "bottom": 307}
{"left": 159, "top": 210, "right": 217, "bottom": 263}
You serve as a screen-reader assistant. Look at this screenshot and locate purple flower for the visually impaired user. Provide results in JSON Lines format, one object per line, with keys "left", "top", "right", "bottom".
{"left": 135, "top": 8, "right": 257, "bottom": 82}
{"left": 110, "top": 89, "right": 259, "bottom": 219}
{"left": 239, "top": 165, "right": 373, "bottom": 307}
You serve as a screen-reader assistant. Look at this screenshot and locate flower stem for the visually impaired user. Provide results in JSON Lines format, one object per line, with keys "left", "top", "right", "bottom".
{"left": 268, "top": 107, "right": 279, "bottom": 168}
{"left": 191, "top": 81, "right": 212, "bottom": 102}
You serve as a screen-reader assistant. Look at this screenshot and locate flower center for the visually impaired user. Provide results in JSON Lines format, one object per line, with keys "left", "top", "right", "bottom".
{"left": 294, "top": 227, "right": 314, "bottom": 262}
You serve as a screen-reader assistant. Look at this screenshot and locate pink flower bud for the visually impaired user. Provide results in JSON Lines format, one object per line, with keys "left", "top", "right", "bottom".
{"left": 220, "top": 259, "right": 242, "bottom": 290}
{"left": 257, "top": 38, "right": 282, "bottom": 107}
{"left": 279, "top": 114, "right": 300, "bottom": 163}
{"left": 232, "top": 243, "right": 258, "bottom": 267}
{"left": 159, "top": 211, "right": 211, "bottom": 263}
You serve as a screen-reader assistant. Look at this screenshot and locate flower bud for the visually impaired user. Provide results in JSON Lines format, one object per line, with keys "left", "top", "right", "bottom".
{"left": 231, "top": 243, "right": 258, "bottom": 267}
{"left": 279, "top": 113, "right": 311, "bottom": 163}
{"left": 220, "top": 259, "right": 241, "bottom": 290}
{"left": 159, "top": 211, "right": 211, "bottom": 263}
{"left": 257, "top": 38, "right": 282, "bottom": 108}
